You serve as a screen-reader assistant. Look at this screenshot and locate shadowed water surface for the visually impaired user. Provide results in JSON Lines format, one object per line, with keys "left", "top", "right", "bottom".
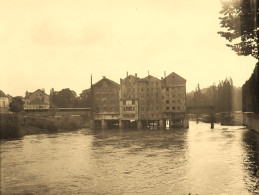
{"left": 1, "top": 122, "right": 259, "bottom": 194}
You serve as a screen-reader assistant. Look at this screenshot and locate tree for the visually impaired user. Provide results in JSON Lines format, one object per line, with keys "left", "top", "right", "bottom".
{"left": 50, "top": 88, "right": 77, "bottom": 108}
{"left": 9, "top": 96, "right": 24, "bottom": 113}
{"left": 218, "top": 0, "right": 258, "bottom": 59}
{"left": 79, "top": 89, "right": 91, "bottom": 107}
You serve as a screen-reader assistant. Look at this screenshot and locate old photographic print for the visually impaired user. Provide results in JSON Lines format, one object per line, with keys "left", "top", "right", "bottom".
{"left": 0, "top": 0, "right": 258, "bottom": 194}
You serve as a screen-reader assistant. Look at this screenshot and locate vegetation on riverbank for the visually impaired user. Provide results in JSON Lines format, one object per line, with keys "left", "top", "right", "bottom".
{"left": 0, "top": 116, "right": 89, "bottom": 139}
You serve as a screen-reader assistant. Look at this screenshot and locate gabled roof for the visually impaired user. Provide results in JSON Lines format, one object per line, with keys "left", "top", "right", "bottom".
{"left": 92, "top": 77, "right": 119, "bottom": 87}
{"left": 121, "top": 74, "right": 140, "bottom": 82}
{"left": 28, "top": 98, "right": 49, "bottom": 105}
{"left": 163, "top": 72, "right": 186, "bottom": 81}
{"left": 138, "top": 75, "right": 160, "bottom": 82}
{"left": 0, "top": 90, "right": 7, "bottom": 97}
{"left": 26, "top": 89, "right": 49, "bottom": 98}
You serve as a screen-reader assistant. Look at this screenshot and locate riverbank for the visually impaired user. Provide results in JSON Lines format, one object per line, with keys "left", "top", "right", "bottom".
{"left": 0, "top": 116, "right": 90, "bottom": 139}
{"left": 244, "top": 113, "right": 259, "bottom": 133}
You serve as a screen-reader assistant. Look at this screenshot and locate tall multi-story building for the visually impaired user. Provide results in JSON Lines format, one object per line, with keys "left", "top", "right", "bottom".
{"left": 119, "top": 72, "right": 187, "bottom": 129}
{"left": 138, "top": 75, "right": 162, "bottom": 121}
{"left": 119, "top": 74, "right": 139, "bottom": 122}
{"left": 91, "top": 76, "right": 120, "bottom": 128}
{"left": 161, "top": 72, "right": 186, "bottom": 127}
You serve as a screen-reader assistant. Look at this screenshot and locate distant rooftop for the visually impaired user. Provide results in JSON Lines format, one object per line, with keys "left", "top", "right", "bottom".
{"left": 0, "top": 90, "right": 7, "bottom": 97}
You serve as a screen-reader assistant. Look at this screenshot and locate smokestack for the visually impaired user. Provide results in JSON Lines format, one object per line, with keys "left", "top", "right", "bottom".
{"left": 91, "top": 74, "right": 92, "bottom": 88}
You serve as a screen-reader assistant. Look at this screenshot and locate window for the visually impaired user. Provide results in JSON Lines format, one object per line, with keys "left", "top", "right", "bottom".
{"left": 126, "top": 107, "right": 132, "bottom": 111}
{"left": 166, "top": 100, "right": 169, "bottom": 104}
{"left": 141, "top": 107, "right": 144, "bottom": 111}
{"left": 178, "top": 107, "right": 180, "bottom": 110}
{"left": 172, "top": 94, "right": 175, "bottom": 98}
{"left": 133, "top": 107, "right": 135, "bottom": 111}
{"left": 123, "top": 100, "right": 126, "bottom": 105}
{"left": 172, "top": 100, "right": 175, "bottom": 104}
{"left": 132, "top": 100, "right": 135, "bottom": 105}
{"left": 172, "top": 107, "right": 175, "bottom": 110}
{"left": 166, "top": 87, "right": 169, "bottom": 91}
{"left": 178, "top": 100, "right": 181, "bottom": 104}
{"left": 166, "top": 107, "right": 169, "bottom": 110}
{"left": 162, "top": 95, "right": 164, "bottom": 99}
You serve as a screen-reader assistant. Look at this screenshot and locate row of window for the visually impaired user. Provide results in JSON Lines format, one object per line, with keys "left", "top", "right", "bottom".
{"left": 123, "top": 107, "right": 135, "bottom": 111}
{"left": 165, "top": 106, "right": 184, "bottom": 111}
{"left": 165, "top": 100, "right": 184, "bottom": 104}
{"left": 123, "top": 100, "right": 135, "bottom": 105}
{"left": 164, "top": 87, "right": 185, "bottom": 91}
{"left": 162, "top": 93, "right": 185, "bottom": 99}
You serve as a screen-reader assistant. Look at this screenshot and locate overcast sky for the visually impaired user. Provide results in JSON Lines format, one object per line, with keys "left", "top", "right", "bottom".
{"left": 0, "top": 0, "right": 257, "bottom": 97}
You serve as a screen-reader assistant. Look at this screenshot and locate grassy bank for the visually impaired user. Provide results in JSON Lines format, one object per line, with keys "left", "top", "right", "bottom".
{"left": 1, "top": 116, "right": 89, "bottom": 139}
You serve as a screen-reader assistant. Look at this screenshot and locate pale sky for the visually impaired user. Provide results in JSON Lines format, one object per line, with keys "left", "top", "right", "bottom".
{"left": 0, "top": 0, "right": 257, "bottom": 97}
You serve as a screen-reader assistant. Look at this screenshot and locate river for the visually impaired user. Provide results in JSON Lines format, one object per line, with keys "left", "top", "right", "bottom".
{"left": 1, "top": 121, "right": 259, "bottom": 194}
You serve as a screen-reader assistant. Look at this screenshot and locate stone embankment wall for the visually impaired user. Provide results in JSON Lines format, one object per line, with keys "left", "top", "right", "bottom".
{"left": 244, "top": 113, "right": 259, "bottom": 133}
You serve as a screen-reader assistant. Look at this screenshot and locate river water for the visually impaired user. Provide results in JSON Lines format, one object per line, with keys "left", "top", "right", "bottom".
{"left": 1, "top": 121, "right": 259, "bottom": 194}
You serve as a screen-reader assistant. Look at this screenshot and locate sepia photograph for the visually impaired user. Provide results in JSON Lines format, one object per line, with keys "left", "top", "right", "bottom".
{"left": 0, "top": 0, "right": 258, "bottom": 194}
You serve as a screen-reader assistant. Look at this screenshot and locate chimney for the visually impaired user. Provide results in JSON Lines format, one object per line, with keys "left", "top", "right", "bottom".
{"left": 127, "top": 71, "right": 128, "bottom": 77}
{"left": 148, "top": 70, "right": 149, "bottom": 76}
{"left": 135, "top": 73, "right": 137, "bottom": 77}
{"left": 103, "top": 76, "right": 106, "bottom": 78}
{"left": 91, "top": 74, "right": 92, "bottom": 88}
{"left": 164, "top": 71, "right": 166, "bottom": 78}
{"left": 161, "top": 77, "right": 163, "bottom": 80}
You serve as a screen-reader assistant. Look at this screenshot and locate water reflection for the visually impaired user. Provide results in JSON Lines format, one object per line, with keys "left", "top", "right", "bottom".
{"left": 1, "top": 122, "right": 259, "bottom": 194}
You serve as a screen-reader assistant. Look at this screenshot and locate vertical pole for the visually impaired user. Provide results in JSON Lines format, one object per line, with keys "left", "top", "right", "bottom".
{"left": 211, "top": 109, "right": 214, "bottom": 129}
{"left": 90, "top": 74, "right": 95, "bottom": 129}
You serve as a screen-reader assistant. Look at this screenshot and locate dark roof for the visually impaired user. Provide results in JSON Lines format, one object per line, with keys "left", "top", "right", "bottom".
{"left": 0, "top": 90, "right": 7, "bottom": 97}
{"left": 28, "top": 98, "right": 49, "bottom": 105}
{"left": 26, "top": 89, "right": 49, "bottom": 98}
{"left": 92, "top": 77, "right": 119, "bottom": 87}
{"left": 163, "top": 72, "right": 186, "bottom": 81}
{"left": 138, "top": 75, "right": 160, "bottom": 82}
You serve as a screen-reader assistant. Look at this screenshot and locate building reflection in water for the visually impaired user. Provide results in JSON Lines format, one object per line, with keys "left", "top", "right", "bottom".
{"left": 241, "top": 129, "right": 259, "bottom": 193}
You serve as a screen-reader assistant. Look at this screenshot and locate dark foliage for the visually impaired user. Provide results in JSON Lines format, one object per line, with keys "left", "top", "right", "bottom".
{"left": 186, "top": 78, "right": 242, "bottom": 112}
{"left": 50, "top": 88, "right": 90, "bottom": 108}
{"left": 9, "top": 96, "right": 24, "bottom": 113}
{"left": 218, "top": 0, "right": 258, "bottom": 59}
{"left": 242, "top": 62, "right": 259, "bottom": 113}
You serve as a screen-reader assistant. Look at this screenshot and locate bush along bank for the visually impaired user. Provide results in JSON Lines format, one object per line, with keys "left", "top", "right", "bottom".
{"left": 25, "top": 116, "right": 85, "bottom": 133}
{"left": 0, "top": 114, "right": 22, "bottom": 139}
{"left": 1, "top": 115, "right": 88, "bottom": 139}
